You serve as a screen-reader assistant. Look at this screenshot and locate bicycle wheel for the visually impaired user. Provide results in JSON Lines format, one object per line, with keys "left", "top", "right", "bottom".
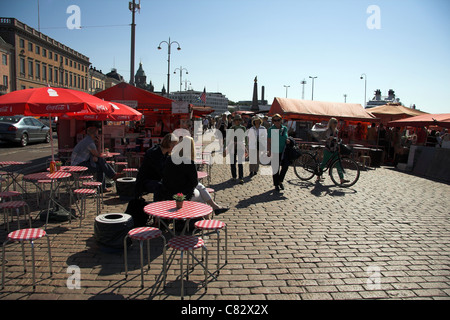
{"left": 293, "top": 153, "right": 316, "bottom": 181}
{"left": 330, "top": 157, "right": 360, "bottom": 187}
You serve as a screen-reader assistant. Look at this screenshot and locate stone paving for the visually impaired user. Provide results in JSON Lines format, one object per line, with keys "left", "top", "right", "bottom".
{"left": 0, "top": 160, "right": 449, "bottom": 300}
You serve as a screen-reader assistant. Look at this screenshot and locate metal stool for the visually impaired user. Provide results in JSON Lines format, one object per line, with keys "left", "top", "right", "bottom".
{"left": 194, "top": 219, "right": 227, "bottom": 274}
{"left": 166, "top": 235, "right": 208, "bottom": 300}
{"left": 0, "top": 191, "right": 22, "bottom": 202}
{"left": 360, "top": 155, "right": 371, "bottom": 169}
{"left": 82, "top": 181, "right": 104, "bottom": 210}
{"left": 73, "top": 188, "right": 99, "bottom": 227}
{"left": 0, "top": 200, "right": 32, "bottom": 232}
{"left": 2, "top": 228, "right": 52, "bottom": 290}
{"left": 123, "top": 227, "right": 166, "bottom": 288}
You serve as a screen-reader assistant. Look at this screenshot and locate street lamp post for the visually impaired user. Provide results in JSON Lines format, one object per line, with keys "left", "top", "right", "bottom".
{"left": 284, "top": 85, "right": 290, "bottom": 98}
{"left": 344, "top": 94, "right": 347, "bottom": 103}
{"left": 309, "top": 76, "right": 317, "bottom": 100}
{"left": 301, "top": 79, "right": 307, "bottom": 100}
{"left": 174, "top": 66, "right": 188, "bottom": 92}
{"left": 158, "top": 37, "right": 181, "bottom": 96}
{"left": 360, "top": 73, "right": 367, "bottom": 108}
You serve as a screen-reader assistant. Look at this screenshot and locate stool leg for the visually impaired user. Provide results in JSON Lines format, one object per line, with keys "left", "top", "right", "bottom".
{"left": 146, "top": 238, "right": 151, "bottom": 270}
{"left": 139, "top": 240, "right": 144, "bottom": 288}
{"left": 123, "top": 235, "right": 129, "bottom": 278}
{"left": 46, "top": 235, "right": 53, "bottom": 275}
{"left": 217, "top": 230, "right": 220, "bottom": 274}
{"left": 162, "top": 236, "right": 167, "bottom": 287}
{"left": 204, "top": 246, "right": 208, "bottom": 290}
{"left": 31, "top": 240, "right": 36, "bottom": 290}
{"left": 180, "top": 250, "right": 184, "bottom": 300}
{"left": 225, "top": 226, "right": 228, "bottom": 264}
{"left": 2, "top": 240, "right": 10, "bottom": 289}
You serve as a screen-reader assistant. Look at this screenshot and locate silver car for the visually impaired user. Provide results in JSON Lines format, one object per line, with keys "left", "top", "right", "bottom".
{"left": 0, "top": 116, "right": 51, "bottom": 147}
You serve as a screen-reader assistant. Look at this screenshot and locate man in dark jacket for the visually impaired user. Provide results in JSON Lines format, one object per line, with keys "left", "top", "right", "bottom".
{"left": 134, "top": 133, "right": 178, "bottom": 199}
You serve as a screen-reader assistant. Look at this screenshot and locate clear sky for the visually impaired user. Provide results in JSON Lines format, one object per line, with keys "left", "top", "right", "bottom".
{"left": 2, "top": 0, "right": 450, "bottom": 113}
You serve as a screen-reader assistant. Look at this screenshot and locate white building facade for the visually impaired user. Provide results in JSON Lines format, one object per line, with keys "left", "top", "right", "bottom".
{"left": 169, "top": 90, "right": 229, "bottom": 116}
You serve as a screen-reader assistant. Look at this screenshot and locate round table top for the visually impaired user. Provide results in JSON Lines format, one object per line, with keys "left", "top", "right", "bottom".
{"left": 144, "top": 200, "right": 212, "bottom": 220}
{"left": 0, "top": 161, "right": 30, "bottom": 166}
{"left": 23, "top": 172, "right": 50, "bottom": 181}
{"left": 47, "top": 172, "right": 72, "bottom": 179}
{"left": 101, "top": 152, "right": 121, "bottom": 158}
{"left": 47, "top": 166, "right": 88, "bottom": 172}
{"left": 197, "top": 171, "right": 208, "bottom": 179}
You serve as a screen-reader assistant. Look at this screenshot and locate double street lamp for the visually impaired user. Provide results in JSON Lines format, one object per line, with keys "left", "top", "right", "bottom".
{"left": 158, "top": 37, "right": 181, "bottom": 96}
{"left": 174, "top": 66, "right": 188, "bottom": 92}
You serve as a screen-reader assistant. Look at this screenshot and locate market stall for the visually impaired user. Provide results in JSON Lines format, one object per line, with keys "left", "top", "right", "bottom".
{"left": 368, "top": 103, "right": 427, "bottom": 126}
{"left": 268, "top": 97, "right": 378, "bottom": 144}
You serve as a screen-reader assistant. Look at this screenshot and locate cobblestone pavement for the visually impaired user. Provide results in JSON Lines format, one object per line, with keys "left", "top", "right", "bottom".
{"left": 0, "top": 160, "right": 449, "bottom": 301}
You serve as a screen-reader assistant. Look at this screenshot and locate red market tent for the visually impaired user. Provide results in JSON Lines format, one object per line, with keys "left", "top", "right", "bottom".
{"left": 191, "top": 105, "right": 214, "bottom": 117}
{"left": 368, "top": 103, "right": 427, "bottom": 125}
{"left": 94, "top": 82, "right": 173, "bottom": 112}
{"left": 268, "top": 97, "right": 377, "bottom": 123}
{"left": 388, "top": 113, "right": 450, "bottom": 128}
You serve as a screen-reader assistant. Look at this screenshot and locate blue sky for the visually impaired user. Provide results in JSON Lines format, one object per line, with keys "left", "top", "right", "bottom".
{"left": 2, "top": 0, "right": 450, "bottom": 113}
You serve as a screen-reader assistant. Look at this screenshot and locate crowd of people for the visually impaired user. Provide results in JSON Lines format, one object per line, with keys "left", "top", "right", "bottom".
{"left": 71, "top": 112, "right": 449, "bottom": 220}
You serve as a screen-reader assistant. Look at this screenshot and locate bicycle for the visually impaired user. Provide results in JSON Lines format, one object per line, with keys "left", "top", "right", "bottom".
{"left": 293, "top": 141, "right": 360, "bottom": 187}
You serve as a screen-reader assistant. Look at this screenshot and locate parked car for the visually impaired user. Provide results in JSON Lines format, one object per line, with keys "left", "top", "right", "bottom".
{"left": 0, "top": 116, "right": 51, "bottom": 147}
{"left": 38, "top": 116, "right": 57, "bottom": 132}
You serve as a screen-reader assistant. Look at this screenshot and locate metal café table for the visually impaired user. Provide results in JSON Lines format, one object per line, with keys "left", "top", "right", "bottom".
{"left": 44, "top": 171, "right": 74, "bottom": 230}
{"left": 0, "top": 161, "right": 31, "bottom": 192}
{"left": 143, "top": 200, "right": 212, "bottom": 236}
{"left": 143, "top": 200, "right": 215, "bottom": 284}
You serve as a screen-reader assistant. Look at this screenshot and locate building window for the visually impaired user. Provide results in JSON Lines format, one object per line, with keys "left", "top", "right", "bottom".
{"left": 70, "top": 60, "right": 72, "bottom": 67}
{"left": 42, "top": 48, "right": 47, "bottom": 57}
{"left": 65, "top": 58, "right": 68, "bottom": 66}
{"left": 19, "top": 38, "right": 25, "bottom": 48}
{"left": 28, "top": 60, "right": 33, "bottom": 77}
{"left": 65, "top": 72, "right": 68, "bottom": 86}
{"left": 54, "top": 69, "right": 58, "bottom": 83}
{"left": 28, "top": 42, "right": 33, "bottom": 51}
{"left": 42, "top": 64, "right": 47, "bottom": 81}
{"left": 54, "top": 53, "right": 58, "bottom": 62}
{"left": 35, "top": 45, "right": 40, "bottom": 54}
{"left": 69, "top": 73, "right": 72, "bottom": 87}
{"left": 20, "top": 58, "right": 25, "bottom": 75}
{"left": 2, "top": 54, "right": 6, "bottom": 65}
{"left": 3, "top": 75, "right": 8, "bottom": 87}
{"left": 49, "top": 51, "right": 53, "bottom": 59}
{"left": 35, "top": 62, "right": 40, "bottom": 79}
{"left": 49, "top": 66, "right": 53, "bottom": 82}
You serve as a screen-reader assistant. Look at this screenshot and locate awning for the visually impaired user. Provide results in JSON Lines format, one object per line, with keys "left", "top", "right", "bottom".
{"left": 368, "top": 103, "right": 427, "bottom": 125}
{"left": 268, "top": 97, "right": 377, "bottom": 122}
{"left": 388, "top": 113, "right": 450, "bottom": 128}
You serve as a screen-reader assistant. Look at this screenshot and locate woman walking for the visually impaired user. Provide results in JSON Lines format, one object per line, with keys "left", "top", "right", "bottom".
{"left": 248, "top": 115, "right": 267, "bottom": 176}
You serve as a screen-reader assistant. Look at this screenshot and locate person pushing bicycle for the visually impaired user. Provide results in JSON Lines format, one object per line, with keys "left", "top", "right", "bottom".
{"left": 317, "top": 118, "right": 349, "bottom": 184}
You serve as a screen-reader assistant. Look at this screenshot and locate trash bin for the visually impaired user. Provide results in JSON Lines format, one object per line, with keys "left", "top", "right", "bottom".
{"left": 94, "top": 213, "right": 133, "bottom": 251}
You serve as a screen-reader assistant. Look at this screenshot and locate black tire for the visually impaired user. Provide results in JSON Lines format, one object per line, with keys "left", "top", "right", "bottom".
{"left": 20, "top": 133, "right": 28, "bottom": 147}
{"left": 329, "top": 157, "right": 360, "bottom": 187}
{"left": 94, "top": 213, "right": 133, "bottom": 249}
{"left": 293, "top": 152, "right": 317, "bottom": 181}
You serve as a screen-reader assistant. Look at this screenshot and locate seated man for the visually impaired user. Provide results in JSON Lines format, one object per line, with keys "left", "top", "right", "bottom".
{"left": 134, "top": 133, "right": 179, "bottom": 200}
{"left": 71, "top": 126, "right": 122, "bottom": 191}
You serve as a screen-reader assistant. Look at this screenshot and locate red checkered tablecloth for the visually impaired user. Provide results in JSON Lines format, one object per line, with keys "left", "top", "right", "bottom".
{"left": 143, "top": 201, "right": 212, "bottom": 220}
{"left": 128, "top": 227, "right": 162, "bottom": 241}
{"left": 23, "top": 172, "right": 51, "bottom": 181}
{"left": 0, "top": 161, "right": 30, "bottom": 166}
{"left": 8, "top": 228, "right": 46, "bottom": 241}
{"left": 0, "top": 200, "right": 28, "bottom": 209}
{"left": 194, "top": 219, "right": 226, "bottom": 230}
{"left": 47, "top": 172, "right": 72, "bottom": 179}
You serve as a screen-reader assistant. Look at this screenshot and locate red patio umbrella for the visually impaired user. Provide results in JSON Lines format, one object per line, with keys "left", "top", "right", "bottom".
{"left": 0, "top": 87, "right": 114, "bottom": 160}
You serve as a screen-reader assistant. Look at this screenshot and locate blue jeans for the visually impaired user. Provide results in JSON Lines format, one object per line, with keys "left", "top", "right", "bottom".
{"left": 78, "top": 158, "right": 116, "bottom": 190}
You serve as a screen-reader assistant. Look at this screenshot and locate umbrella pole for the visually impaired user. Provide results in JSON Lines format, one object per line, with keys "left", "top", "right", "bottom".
{"left": 49, "top": 113, "right": 55, "bottom": 162}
